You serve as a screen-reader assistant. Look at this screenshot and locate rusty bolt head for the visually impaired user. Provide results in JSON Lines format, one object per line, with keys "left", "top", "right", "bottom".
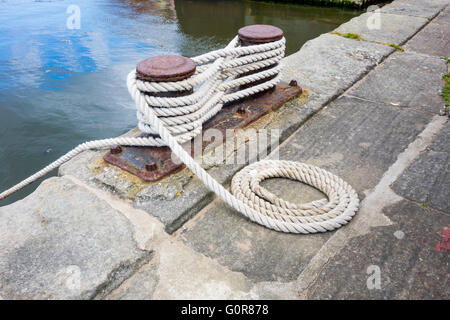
{"left": 110, "top": 145, "right": 122, "bottom": 154}
{"left": 238, "top": 25, "right": 283, "bottom": 44}
{"left": 144, "top": 162, "right": 158, "bottom": 172}
{"left": 136, "top": 55, "right": 196, "bottom": 82}
{"left": 237, "top": 106, "right": 246, "bottom": 114}
{"left": 289, "top": 79, "right": 298, "bottom": 87}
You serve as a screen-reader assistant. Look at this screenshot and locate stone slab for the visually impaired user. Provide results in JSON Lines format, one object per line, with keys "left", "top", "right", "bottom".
{"left": 434, "top": 5, "right": 450, "bottom": 24}
{"left": 276, "top": 96, "right": 433, "bottom": 193}
{"left": 334, "top": 12, "right": 428, "bottom": 45}
{"left": 107, "top": 239, "right": 253, "bottom": 300}
{"left": 282, "top": 33, "right": 394, "bottom": 96}
{"left": 0, "top": 177, "right": 151, "bottom": 300}
{"left": 405, "top": 21, "right": 450, "bottom": 57}
{"left": 380, "top": 0, "right": 449, "bottom": 20}
{"left": 178, "top": 96, "right": 432, "bottom": 282}
{"left": 392, "top": 123, "right": 450, "bottom": 213}
{"left": 348, "top": 51, "right": 447, "bottom": 113}
{"left": 178, "top": 200, "right": 331, "bottom": 283}
{"left": 305, "top": 200, "right": 449, "bottom": 299}
{"left": 430, "top": 121, "right": 450, "bottom": 153}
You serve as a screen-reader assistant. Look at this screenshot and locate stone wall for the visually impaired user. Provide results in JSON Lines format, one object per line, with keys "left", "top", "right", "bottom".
{"left": 254, "top": 0, "right": 385, "bottom": 9}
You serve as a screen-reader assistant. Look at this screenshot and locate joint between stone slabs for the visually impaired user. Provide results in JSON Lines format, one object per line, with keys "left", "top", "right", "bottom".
{"left": 329, "top": 31, "right": 406, "bottom": 52}
{"left": 338, "top": 47, "right": 448, "bottom": 115}
{"left": 395, "top": 196, "right": 450, "bottom": 218}
{"left": 89, "top": 251, "right": 154, "bottom": 300}
{"left": 380, "top": 1, "right": 450, "bottom": 22}
{"left": 343, "top": 93, "right": 443, "bottom": 116}
{"left": 294, "top": 114, "right": 448, "bottom": 292}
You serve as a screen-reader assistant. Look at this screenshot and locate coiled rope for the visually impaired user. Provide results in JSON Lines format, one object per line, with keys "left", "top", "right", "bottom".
{"left": 0, "top": 36, "right": 359, "bottom": 233}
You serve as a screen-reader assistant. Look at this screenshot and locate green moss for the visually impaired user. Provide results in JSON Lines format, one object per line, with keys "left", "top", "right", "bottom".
{"left": 374, "top": 41, "right": 404, "bottom": 51}
{"left": 388, "top": 43, "right": 404, "bottom": 51}
{"left": 331, "top": 32, "right": 406, "bottom": 52}
{"left": 442, "top": 58, "right": 450, "bottom": 107}
{"left": 330, "top": 31, "right": 363, "bottom": 40}
{"left": 442, "top": 76, "right": 450, "bottom": 107}
{"left": 421, "top": 203, "right": 429, "bottom": 208}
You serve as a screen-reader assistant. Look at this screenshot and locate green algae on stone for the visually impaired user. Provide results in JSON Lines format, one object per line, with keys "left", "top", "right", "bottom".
{"left": 442, "top": 58, "right": 450, "bottom": 107}
{"left": 387, "top": 43, "right": 404, "bottom": 51}
{"left": 330, "top": 31, "right": 363, "bottom": 40}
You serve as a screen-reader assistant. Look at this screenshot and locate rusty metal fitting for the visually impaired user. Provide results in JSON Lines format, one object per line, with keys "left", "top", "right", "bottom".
{"left": 110, "top": 145, "right": 122, "bottom": 154}
{"left": 237, "top": 106, "right": 246, "bottom": 114}
{"left": 238, "top": 25, "right": 283, "bottom": 45}
{"left": 144, "top": 162, "right": 158, "bottom": 172}
{"left": 135, "top": 55, "right": 196, "bottom": 97}
{"left": 237, "top": 25, "right": 284, "bottom": 91}
{"left": 136, "top": 55, "right": 196, "bottom": 82}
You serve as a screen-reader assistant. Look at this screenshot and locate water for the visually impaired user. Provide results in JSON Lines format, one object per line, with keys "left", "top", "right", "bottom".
{"left": 0, "top": 0, "right": 360, "bottom": 205}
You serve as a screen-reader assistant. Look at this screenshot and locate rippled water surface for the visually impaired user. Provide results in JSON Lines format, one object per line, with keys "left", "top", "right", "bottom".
{"left": 0, "top": 0, "right": 360, "bottom": 204}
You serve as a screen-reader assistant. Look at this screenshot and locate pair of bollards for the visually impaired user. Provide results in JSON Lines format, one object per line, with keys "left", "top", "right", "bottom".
{"left": 108, "top": 25, "right": 285, "bottom": 175}
{"left": 135, "top": 24, "right": 284, "bottom": 94}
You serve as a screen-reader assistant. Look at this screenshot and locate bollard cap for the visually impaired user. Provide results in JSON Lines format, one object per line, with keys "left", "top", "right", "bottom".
{"left": 238, "top": 25, "right": 283, "bottom": 44}
{"left": 136, "top": 55, "right": 196, "bottom": 82}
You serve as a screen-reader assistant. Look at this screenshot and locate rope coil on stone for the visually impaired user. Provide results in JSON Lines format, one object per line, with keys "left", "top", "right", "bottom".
{"left": 0, "top": 28, "right": 359, "bottom": 234}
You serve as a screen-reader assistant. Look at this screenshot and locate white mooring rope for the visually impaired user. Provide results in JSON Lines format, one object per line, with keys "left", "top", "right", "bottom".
{"left": 0, "top": 36, "right": 359, "bottom": 233}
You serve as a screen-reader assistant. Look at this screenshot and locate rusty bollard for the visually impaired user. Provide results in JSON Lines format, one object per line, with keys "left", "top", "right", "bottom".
{"left": 136, "top": 55, "right": 197, "bottom": 172}
{"left": 107, "top": 55, "right": 196, "bottom": 178}
{"left": 237, "top": 24, "right": 284, "bottom": 90}
{"left": 136, "top": 55, "right": 196, "bottom": 96}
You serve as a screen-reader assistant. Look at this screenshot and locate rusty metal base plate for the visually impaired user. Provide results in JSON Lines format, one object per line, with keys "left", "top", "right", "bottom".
{"left": 104, "top": 81, "right": 302, "bottom": 181}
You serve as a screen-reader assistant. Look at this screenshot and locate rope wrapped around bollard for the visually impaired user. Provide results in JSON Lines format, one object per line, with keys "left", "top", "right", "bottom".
{"left": 0, "top": 25, "right": 359, "bottom": 233}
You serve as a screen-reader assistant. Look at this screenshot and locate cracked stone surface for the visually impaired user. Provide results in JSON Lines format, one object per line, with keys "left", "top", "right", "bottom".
{"left": 305, "top": 200, "right": 449, "bottom": 299}
{"left": 334, "top": 12, "right": 427, "bottom": 45}
{"left": 348, "top": 51, "right": 447, "bottom": 113}
{"left": 380, "top": 0, "right": 449, "bottom": 20}
{"left": 0, "top": 177, "right": 151, "bottom": 300}
{"left": 405, "top": 21, "right": 450, "bottom": 57}
{"left": 392, "top": 123, "right": 450, "bottom": 213}
{"left": 178, "top": 96, "right": 432, "bottom": 282}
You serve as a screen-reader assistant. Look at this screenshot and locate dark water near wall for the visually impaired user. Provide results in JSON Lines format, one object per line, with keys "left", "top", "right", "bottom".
{"left": 0, "top": 0, "right": 360, "bottom": 205}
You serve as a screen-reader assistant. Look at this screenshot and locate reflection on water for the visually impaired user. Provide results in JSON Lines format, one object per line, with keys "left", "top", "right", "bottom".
{"left": 0, "top": 0, "right": 360, "bottom": 204}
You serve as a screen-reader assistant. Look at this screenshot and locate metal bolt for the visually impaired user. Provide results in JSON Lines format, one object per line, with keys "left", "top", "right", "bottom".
{"left": 289, "top": 79, "right": 297, "bottom": 87}
{"left": 110, "top": 145, "right": 122, "bottom": 154}
{"left": 144, "top": 162, "right": 158, "bottom": 172}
